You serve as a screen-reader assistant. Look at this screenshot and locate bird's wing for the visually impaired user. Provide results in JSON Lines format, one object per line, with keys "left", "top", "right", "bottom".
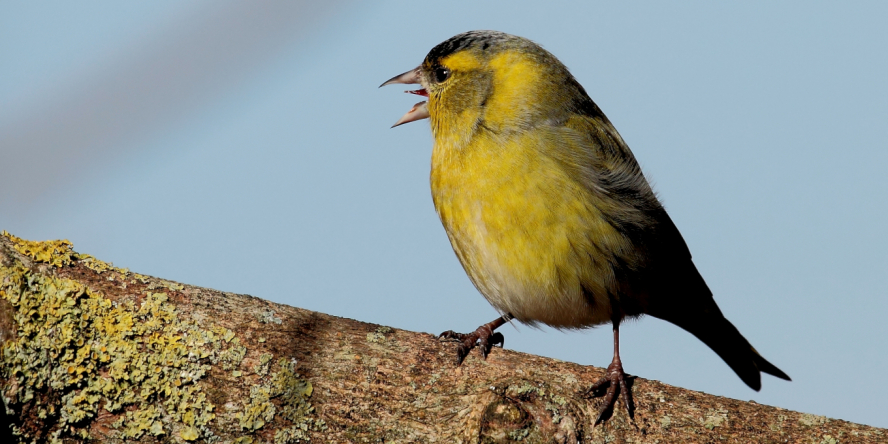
{"left": 552, "top": 111, "right": 693, "bottom": 262}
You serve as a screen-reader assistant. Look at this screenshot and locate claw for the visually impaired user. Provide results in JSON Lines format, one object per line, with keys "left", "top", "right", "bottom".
{"left": 479, "top": 332, "right": 505, "bottom": 358}
{"left": 585, "top": 358, "right": 635, "bottom": 425}
{"left": 439, "top": 316, "right": 508, "bottom": 366}
{"left": 584, "top": 322, "right": 636, "bottom": 426}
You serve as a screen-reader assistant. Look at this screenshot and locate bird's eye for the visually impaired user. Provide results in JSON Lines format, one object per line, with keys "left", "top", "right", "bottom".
{"left": 434, "top": 67, "right": 451, "bottom": 83}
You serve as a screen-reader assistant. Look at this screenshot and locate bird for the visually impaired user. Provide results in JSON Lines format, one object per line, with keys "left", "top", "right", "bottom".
{"left": 381, "top": 30, "right": 790, "bottom": 423}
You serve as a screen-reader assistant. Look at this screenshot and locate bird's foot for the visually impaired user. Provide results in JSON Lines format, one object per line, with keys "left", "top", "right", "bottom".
{"left": 439, "top": 319, "right": 505, "bottom": 366}
{"left": 585, "top": 357, "right": 635, "bottom": 426}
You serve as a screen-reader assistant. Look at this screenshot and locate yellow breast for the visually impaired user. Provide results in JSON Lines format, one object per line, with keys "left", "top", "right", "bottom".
{"left": 430, "top": 128, "right": 630, "bottom": 328}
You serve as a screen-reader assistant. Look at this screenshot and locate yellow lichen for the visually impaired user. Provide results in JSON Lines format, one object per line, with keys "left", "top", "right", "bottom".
{"left": 272, "top": 358, "right": 314, "bottom": 423}
{"left": 254, "top": 352, "right": 274, "bottom": 376}
{"left": 236, "top": 358, "right": 323, "bottom": 441}
{"left": 0, "top": 264, "right": 220, "bottom": 441}
{"left": 1, "top": 231, "right": 152, "bottom": 288}
{"left": 1, "top": 231, "right": 75, "bottom": 268}
{"left": 180, "top": 425, "right": 200, "bottom": 441}
{"left": 1, "top": 233, "right": 324, "bottom": 442}
{"left": 76, "top": 253, "right": 123, "bottom": 276}
{"left": 212, "top": 327, "right": 247, "bottom": 371}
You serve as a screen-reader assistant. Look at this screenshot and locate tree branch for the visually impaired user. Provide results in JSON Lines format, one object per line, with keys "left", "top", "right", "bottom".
{"left": 0, "top": 232, "right": 882, "bottom": 443}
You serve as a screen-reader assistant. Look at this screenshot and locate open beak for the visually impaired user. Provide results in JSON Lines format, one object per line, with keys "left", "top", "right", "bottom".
{"left": 380, "top": 67, "right": 430, "bottom": 128}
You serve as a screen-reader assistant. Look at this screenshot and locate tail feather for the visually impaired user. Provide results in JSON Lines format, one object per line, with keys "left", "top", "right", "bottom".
{"left": 661, "top": 314, "right": 791, "bottom": 390}
{"left": 752, "top": 346, "right": 792, "bottom": 381}
{"left": 643, "top": 259, "right": 790, "bottom": 390}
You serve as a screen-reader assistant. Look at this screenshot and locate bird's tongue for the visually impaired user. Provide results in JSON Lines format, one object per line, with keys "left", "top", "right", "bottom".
{"left": 390, "top": 89, "right": 430, "bottom": 127}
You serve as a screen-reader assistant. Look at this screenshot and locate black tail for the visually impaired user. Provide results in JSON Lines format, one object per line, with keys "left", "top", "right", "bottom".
{"left": 638, "top": 211, "right": 789, "bottom": 389}
{"left": 650, "top": 310, "right": 791, "bottom": 390}
{"left": 644, "top": 258, "right": 790, "bottom": 390}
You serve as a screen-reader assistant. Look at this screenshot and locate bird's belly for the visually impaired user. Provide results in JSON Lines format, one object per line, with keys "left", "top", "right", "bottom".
{"left": 431, "top": 141, "right": 627, "bottom": 328}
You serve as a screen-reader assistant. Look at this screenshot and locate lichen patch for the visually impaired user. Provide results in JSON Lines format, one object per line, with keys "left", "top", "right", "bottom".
{"left": 2, "top": 231, "right": 76, "bottom": 268}
{"left": 0, "top": 264, "right": 220, "bottom": 442}
{"left": 0, "top": 233, "right": 325, "bottom": 443}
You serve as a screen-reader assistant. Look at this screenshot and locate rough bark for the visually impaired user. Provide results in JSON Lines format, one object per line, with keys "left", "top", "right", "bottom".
{"left": 0, "top": 231, "right": 883, "bottom": 444}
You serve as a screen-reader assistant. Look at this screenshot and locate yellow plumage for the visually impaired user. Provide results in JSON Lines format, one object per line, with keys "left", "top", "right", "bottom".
{"left": 426, "top": 38, "right": 649, "bottom": 329}
{"left": 382, "top": 30, "right": 789, "bottom": 423}
{"left": 432, "top": 126, "right": 625, "bottom": 328}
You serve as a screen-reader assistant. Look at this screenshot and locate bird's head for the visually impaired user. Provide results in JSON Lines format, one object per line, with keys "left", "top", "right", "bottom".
{"left": 382, "top": 31, "right": 586, "bottom": 146}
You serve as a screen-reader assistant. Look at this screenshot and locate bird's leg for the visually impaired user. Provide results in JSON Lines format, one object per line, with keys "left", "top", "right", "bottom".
{"left": 439, "top": 315, "right": 509, "bottom": 366}
{"left": 586, "top": 321, "right": 635, "bottom": 425}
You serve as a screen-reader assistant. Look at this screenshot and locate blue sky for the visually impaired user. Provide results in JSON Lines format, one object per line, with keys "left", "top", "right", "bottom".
{"left": 2, "top": 1, "right": 887, "bottom": 429}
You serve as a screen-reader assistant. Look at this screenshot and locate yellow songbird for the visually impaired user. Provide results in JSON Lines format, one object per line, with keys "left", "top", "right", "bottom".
{"left": 382, "top": 30, "right": 789, "bottom": 422}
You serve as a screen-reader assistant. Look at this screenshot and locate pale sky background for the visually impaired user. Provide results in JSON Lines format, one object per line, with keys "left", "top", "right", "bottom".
{"left": 2, "top": 1, "right": 886, "bottom": 429}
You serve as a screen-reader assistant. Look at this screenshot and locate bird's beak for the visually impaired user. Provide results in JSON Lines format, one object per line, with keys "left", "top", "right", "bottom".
{"left": 380, "top": 67, "right": 430, "bottom": 128}
{"left": 380, "top": 67, "right": 421, "bottom": 87}
{"left": 390, "top": 101, "right": 429, "bottom": 128}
